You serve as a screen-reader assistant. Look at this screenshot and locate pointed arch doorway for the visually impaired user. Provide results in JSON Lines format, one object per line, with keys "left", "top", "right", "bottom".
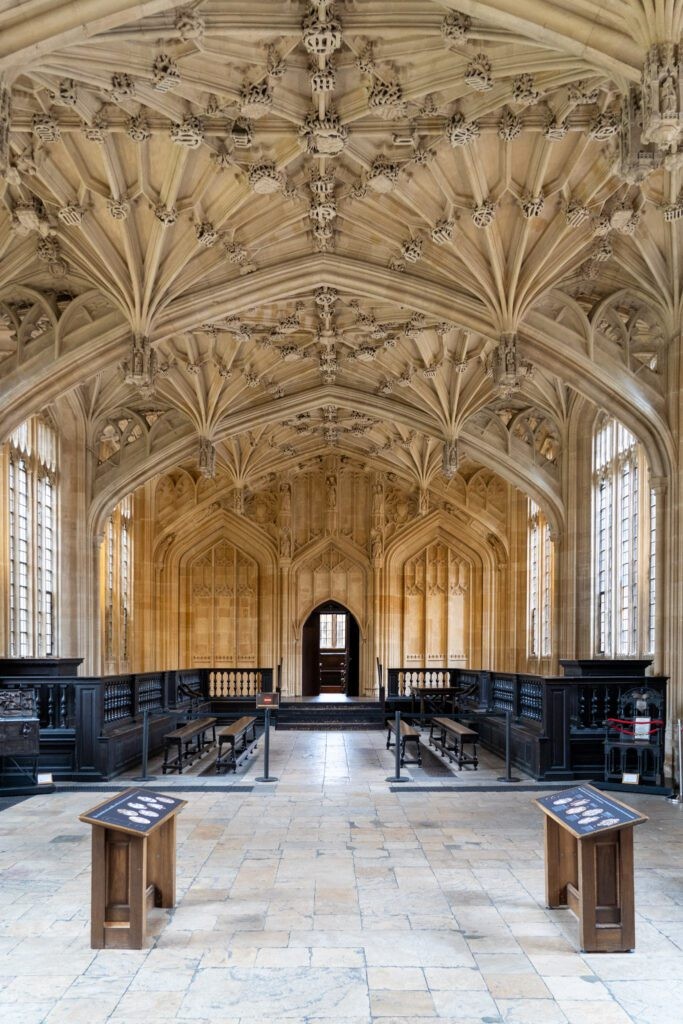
{"left": 301, "top": 601, "right": 360, "bottom": 698}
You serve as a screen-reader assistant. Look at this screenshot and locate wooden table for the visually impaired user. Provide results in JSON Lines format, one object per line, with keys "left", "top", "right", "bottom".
{"left": 80, "top": 788, "right": 186, "bottom": 949}
{"left": 535, "top": 784, "right": 647, "bottom": 952}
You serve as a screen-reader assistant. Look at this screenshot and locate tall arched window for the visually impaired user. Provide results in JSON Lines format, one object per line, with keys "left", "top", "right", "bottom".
{"left": 592, "top": 415, "right": 655, "bottom": 657}
{"left": 102, "top": 494, "right": 133, "bottom": 670}
{"left": 527, "top": 500, "right": 553, "bottom": 659}
{"left": 6, "top": 416, "right": 58, "bottom": 656}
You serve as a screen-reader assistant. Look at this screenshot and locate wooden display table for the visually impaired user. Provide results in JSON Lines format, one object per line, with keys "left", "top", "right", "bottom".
{"left": 536, "top": 784, "right": 647, "bottom": 952}
{"left": 79, "top": 788, "right": 186, "bottom": 949}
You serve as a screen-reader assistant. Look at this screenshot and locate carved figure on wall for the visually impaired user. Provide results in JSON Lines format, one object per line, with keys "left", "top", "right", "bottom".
{"left": 280, "top": 480, "right": 291, "bottom": 514}
{"left": 418, "top": 488, "right": 429, "bottom": 517}
{"left": 372, "top": 480, "right": 384, "bottom": 516}
{"left": 662, "top": 74, "right": 677, "bottom": 114}
{"left": 326, "top": 473, "right": 337, "bottom": 510}
{"left": 371, "top": 528, "right": 383, "bottom": 562}
{"left": 280, "top": 526, "right": 292, "bottom": 558}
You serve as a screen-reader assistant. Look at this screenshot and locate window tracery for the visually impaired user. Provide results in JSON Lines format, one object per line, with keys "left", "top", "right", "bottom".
{"left": 527, "top": 500, "right": 553, "bottom": 659}
{"left": 5, "top": 416, "right": 58, "bottom": 656}
{"left": 592, "top": 416, "right": 655, "bottom": 657}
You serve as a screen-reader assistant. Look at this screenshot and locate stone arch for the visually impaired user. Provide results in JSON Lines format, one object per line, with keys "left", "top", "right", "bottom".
{"left": 287, "top": 536, "right": 372, "bottom": 696}
{"left": 383, "top": 510, "right": 502, "bottom": 673}
{"left": 154, "top": 508, "right": 278, "bottom": 671}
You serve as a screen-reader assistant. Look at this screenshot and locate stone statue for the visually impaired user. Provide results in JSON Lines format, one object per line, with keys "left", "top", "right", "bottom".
{"left": 372, "top": 480, "right": 383, "bottom": 516}
{"left": 661, "top": 73, "right": 678, "bottom": 115}
{"left": 371, "top": 529, "right": 383, "bottom": 561}
{"left": 280, "top": 481, "right": 291, "bottom": 514}
{"left": 326, "top": 473, "right": 337, "bottom": 510}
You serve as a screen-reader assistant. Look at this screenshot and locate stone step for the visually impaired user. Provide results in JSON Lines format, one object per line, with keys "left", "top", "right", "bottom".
{"left": 275, "top": 700, "right": 385, "bottom": 730}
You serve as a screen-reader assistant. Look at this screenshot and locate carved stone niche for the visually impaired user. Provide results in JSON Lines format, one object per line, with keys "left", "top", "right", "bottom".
{"left": 122, "top": 334, "right": 157, "bottom": 394}
{"left": 641, "top": 43, "right": 683, "bottom": 150}
{"left": 197, "top": 437, "right": 216, "bottom": 479}
{"left": 444, "top": 440, "right": 458, "bottom": 479}
{"left": 489, "top": 332, "right": 533, "bottom": 394}
{"left": 617, "top": 86, "right": 659, "bottom": 182}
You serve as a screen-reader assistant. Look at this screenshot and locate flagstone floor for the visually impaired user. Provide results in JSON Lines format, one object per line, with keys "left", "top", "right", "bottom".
{"left": 1, "top": 730, "right": 683, "bottom": 1023}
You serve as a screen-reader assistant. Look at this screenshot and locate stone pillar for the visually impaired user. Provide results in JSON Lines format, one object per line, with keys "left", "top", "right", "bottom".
{"left": 88, "top": 532, "right": 104, "bottom": 675}
{"left": 278, "top": 481, "right": 293, "bottom": 694}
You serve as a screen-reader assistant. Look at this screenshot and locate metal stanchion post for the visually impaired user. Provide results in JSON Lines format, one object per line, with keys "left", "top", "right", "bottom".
{"left": 497, "top": 709, "right": 521, "bottom": 783}
{"left": 132, "top": 712, "right": 156, "bottom": 782}
{"left": 133, "top": 708, "right": 157, "bottom": 782}
{"left": 256, "top": 705, "right": 279, "bottom": 783}
{"left": 386, "top": 709, "right": 410, "bottom": 783}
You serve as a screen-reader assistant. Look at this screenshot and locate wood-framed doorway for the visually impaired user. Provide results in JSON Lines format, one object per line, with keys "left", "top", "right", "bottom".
{"left": 301, "top": 601, "right": 360, "bottom": 697}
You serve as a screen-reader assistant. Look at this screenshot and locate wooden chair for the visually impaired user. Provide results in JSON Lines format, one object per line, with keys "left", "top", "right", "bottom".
{"left": 604, "top": 687, "right": 664, "bottom": 785}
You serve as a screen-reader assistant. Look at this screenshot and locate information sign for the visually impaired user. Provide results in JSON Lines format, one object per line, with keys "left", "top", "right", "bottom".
{"left": 535, "top": 784, "right": 646, "bottom": 838}
{"left": 256, "top": 692, "right": 280, "bottom": 709}
{"left": 79, "top": 788, "right": 186, "bottom": 836}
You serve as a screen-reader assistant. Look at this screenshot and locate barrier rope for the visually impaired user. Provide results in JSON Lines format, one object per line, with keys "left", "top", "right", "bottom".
{"left": 606, "top": 717, "right": 664, "bottom": 737}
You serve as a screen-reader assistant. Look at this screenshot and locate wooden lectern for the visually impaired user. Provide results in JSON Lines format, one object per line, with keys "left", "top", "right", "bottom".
{"left": 79, "top": 788, "right": 186, "bottom": 949}
{"left": 536, "top": 784, "right": 646, "bottom": 952}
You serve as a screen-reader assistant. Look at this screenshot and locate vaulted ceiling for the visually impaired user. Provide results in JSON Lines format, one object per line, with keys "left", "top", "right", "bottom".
{"left": 0, "top": 0, "right": 680, "bottom": 519}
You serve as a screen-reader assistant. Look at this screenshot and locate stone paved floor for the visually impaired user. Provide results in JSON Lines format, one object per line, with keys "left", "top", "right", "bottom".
{"left": 1, "top": 730, "right": 683, "bottom": 1023}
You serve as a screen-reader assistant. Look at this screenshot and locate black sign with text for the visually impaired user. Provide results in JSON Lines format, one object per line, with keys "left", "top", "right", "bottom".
{"left": 256, "top": 692, "right": 280, "bottom": 709}
{"left": 79, "top": 788, "right": 185, "bottom": 835}
{"left": 536, "top": 784, "right": 645, "bottom": 837}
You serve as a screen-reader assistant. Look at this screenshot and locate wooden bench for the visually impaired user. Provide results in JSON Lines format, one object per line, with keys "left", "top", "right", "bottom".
{"left": 162, "top": 716, "right": 217, "bottom": 774}
{"left": 429, "top": 716, "right": 478, "bottom": 770}
{"left": 215, "top": 716, "right": 258, "bottom": 774}
{"left": 386, "top": 718, "right": 422, "bottom": 766}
